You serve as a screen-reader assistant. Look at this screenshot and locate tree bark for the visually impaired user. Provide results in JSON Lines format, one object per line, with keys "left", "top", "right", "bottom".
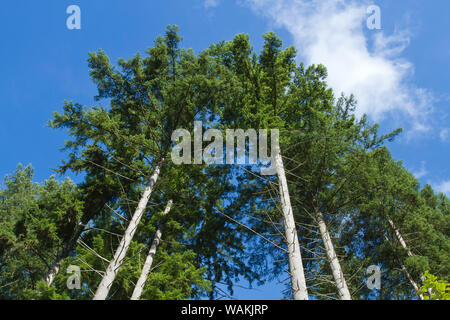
{"left": 387, "top": 215, "right": 425, "bottom": 284}
{"left": 401, "top": 261, "right": 424, "bottom": 300}
{"left": 44, "top": 226, "right": 85, "bottom": 286}
{"left": 382, "top": 232, "right": 424, "bottom": 300}
{"left": 44, "top": 244, "right": 69, "bottom": 286}
{"left": 315, "top": 208, "right": 352, "bottom": 300}
{"left": 131, "top": 200, "right": 173, "bottom": 300}
{"left": 387, "top": 216, "right": 414, "bottom": 258}
{"left": 387, "top": 215, "right": 430, "bottom": 298}
{"left": 274, "top": 150, "right": 309, "bottom": 300}
{"left": 93, "top": 160, "right": 163, "bottom": 300}
{"left": 45, "top": 180, "right": 123, "bottom": 286}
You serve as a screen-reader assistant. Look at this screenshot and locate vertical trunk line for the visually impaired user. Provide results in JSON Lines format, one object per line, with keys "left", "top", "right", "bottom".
{"left": 93, "top": 160, "right": 163, "bottom": 300}
{"left": 44, "top": 226, "right": 85, "bottom": 286}
{"left": 386, "top": 215, "right": 429, "bottom": 298}
{"left": 275, "top": 150, "right": 308, "bottom": 300}
{"left": 131, "top": 200, "right": 173, "bottom": 300}
{"left": 315, "top": 209, "right": 351, "bottom": 300}
{"left": 383, "top": 233, "right": 424, "bottom": 299}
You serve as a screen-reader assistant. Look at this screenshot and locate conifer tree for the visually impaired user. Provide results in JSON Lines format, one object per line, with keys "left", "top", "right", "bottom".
{"left": 131, "top": 200, "right": 173, "bottom": 300}
{"left": 0, "top": 165, "right": 83, "bottom": 299}
{"left": 3, "top": 27, "right": 448, "bottom": 301}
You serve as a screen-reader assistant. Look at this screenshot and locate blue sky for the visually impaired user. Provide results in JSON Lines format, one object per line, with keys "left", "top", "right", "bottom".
{"left": 0, "top": 0, "right": 449, "bottom": 299}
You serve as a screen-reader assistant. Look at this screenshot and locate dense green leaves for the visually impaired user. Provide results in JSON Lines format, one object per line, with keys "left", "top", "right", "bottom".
{"left": 0, "top": 165, "right": 83, "bottom": 299}
{"left": 418, "top": 271, "right": 450, "bottom": 300}
{"left": 1, "top": 27, "right": 448, "bottom": 300}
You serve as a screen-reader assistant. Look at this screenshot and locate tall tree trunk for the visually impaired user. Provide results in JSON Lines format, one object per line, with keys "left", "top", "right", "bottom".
{"left": 274, "top": 150, "right": 309, "bottom": 300}
{"left": 387, "top": 215, "right": 430, "bottom": 298}
{"left": 44, "top": 245, "right": 70, "bottom": 286}
{"left": 387, "top": 216, "right": 414, "bottom": 258}
{"left": 131, "top": 200, "right": 173, "bottom": 300}
{"left": 386, "top": 215, "right": 429, "bottom": 299}
{"left": 401, "top": 260, "right": 424, "bottom": 300}
{"left": 93, "top": 160, "right": 163, "bottom": 300}
{"left": 44, "top": 225, "right": 85, "bottom": 286}
{"left": 387, "top": 215, "right": 423, "bottom": 280}
{"left": 382, "top": 232, "right": 424, "bottom": 300}
{"left": 314, "top": 208, "right": 352, "bottom": 300}
{"left": 45, "top": 183, "right": 120, "bottom": 286}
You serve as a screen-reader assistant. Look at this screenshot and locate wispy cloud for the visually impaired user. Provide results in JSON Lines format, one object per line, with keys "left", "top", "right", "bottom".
{"left": 412, "top": 161, "right": 428, "bottom": 179}
{"left": 242, "top": 0, "right": 433, "bottom": 132}
{"left": 436, "top": 180, "right": 450, "bottom": 196}
{"left": 204, "top": 0, "right": 221, "bottom": 9}
{"left": 440, "top": 128, "right": 450, "bottom": 142}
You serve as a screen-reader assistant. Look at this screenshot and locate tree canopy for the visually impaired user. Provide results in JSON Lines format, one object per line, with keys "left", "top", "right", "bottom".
{"left": 0, "top": 26, "right": 448, "bottom": 300}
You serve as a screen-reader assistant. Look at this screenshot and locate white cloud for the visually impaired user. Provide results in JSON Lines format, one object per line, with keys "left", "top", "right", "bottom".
{"left": 436, "top": 180, "right": 450, "bottom": 196}
{"left": 242, "top": 0, "right": 433, "bottom": 131}
{"left": 412, "top": 161, "right": 428, "bottom": 179}
{"left": 204, "top": 0, "right": 221, "bottom": 8}
{"left": 440, "top": 128, "right": 449, "bottom": 142}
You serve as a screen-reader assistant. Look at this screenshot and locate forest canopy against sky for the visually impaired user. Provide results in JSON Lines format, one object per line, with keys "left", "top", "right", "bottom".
{"left": 0, "top": 1, "right": 449, "bottom": 301}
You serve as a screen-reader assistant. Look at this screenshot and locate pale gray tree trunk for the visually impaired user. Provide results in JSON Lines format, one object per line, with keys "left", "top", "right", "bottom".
{"left": 387, "top": 216, "right": 413, "bottom": 258}
{"left": 401, "top": 262, "right": 424, "bottom": 300}
{"left": 131, "top": 200, "right": 173, "bottom": 300}
{"left": 315, "top": 209, "right": 352, "bottom": 300}
{"left": 44, "top": 251, "right": 64, "bottom": 286}
{"left": 45, "top": 227, "right": 85, "bottom": 286}
{"left": 384, "top": 231, "right": 425, "bottom": 300}
{"left": 274, "top": 151, "right": 309, "bottom": 300}
{"left": 93, "top": 160, "right": 163, "bottom": 300}
{"left": 386, "top": 216, "right": 427, "bottom": 299}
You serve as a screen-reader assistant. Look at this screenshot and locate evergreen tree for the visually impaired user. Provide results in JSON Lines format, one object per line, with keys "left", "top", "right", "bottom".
{"left": 0, "top": 165, "right": 83, "bottom": 299}
{"left": 2, "top": 27, "right": 448, "bottom": 301}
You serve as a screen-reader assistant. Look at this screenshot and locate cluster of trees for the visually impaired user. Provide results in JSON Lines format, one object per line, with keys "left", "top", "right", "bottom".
{"left": 1, "top": 26, "right": 448, "bottom": 300}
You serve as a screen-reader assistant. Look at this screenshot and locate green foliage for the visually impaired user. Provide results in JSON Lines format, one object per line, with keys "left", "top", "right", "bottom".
{"left": 23, "top": 281, "right": 71, "bottom": 300}
{"left": 2, "top": 27, "right": 449, "bottom": 301}
{"left": 45, "top": 25, "right": 249, "bottom": 299}
{"left": 205, "top": 30, "right": 405, "bottom": 299}
{"left": 418, "top": 271, "right": 450, "bottom": 300}
{"left": 0, "top": 164, "right": 83, "bottom": 299}
{"left": 203, "top": 30, "right": 448, "bottom": 300}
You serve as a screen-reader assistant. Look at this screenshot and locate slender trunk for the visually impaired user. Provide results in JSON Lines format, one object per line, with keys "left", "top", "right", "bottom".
{"left": 386, "top": 216, "right": 429, "bottom": 298}
{"left": 93, "top": 160, "right": 163, "bottom": 300}
{"left": 387, "top": 216, "right": 423, "bottom": 281}
{"left": 131, "top": 200, "right": 173, "bottom": 300}
{"left": 315, "top": 209, "right": 351, "bottom": 300}
{"left": 382, "top": 233, "right": 424, "bottom": 300}
{"left": 387, "top": 216, "right": 414, "bottom": 258}
{"left": 44, "top": 245, "right": 69, "bottom": 286}
{"left": 45, "top": 183, "right": 119, "bottom": 285}
{"left": 45, "top": 227, "right": 84, "bottom": 286}
{"left": 274, "top": 150, "right": 308, "bottom": 300}
{"left": 401, "top": 261, "right": 424, "bottom": 300}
